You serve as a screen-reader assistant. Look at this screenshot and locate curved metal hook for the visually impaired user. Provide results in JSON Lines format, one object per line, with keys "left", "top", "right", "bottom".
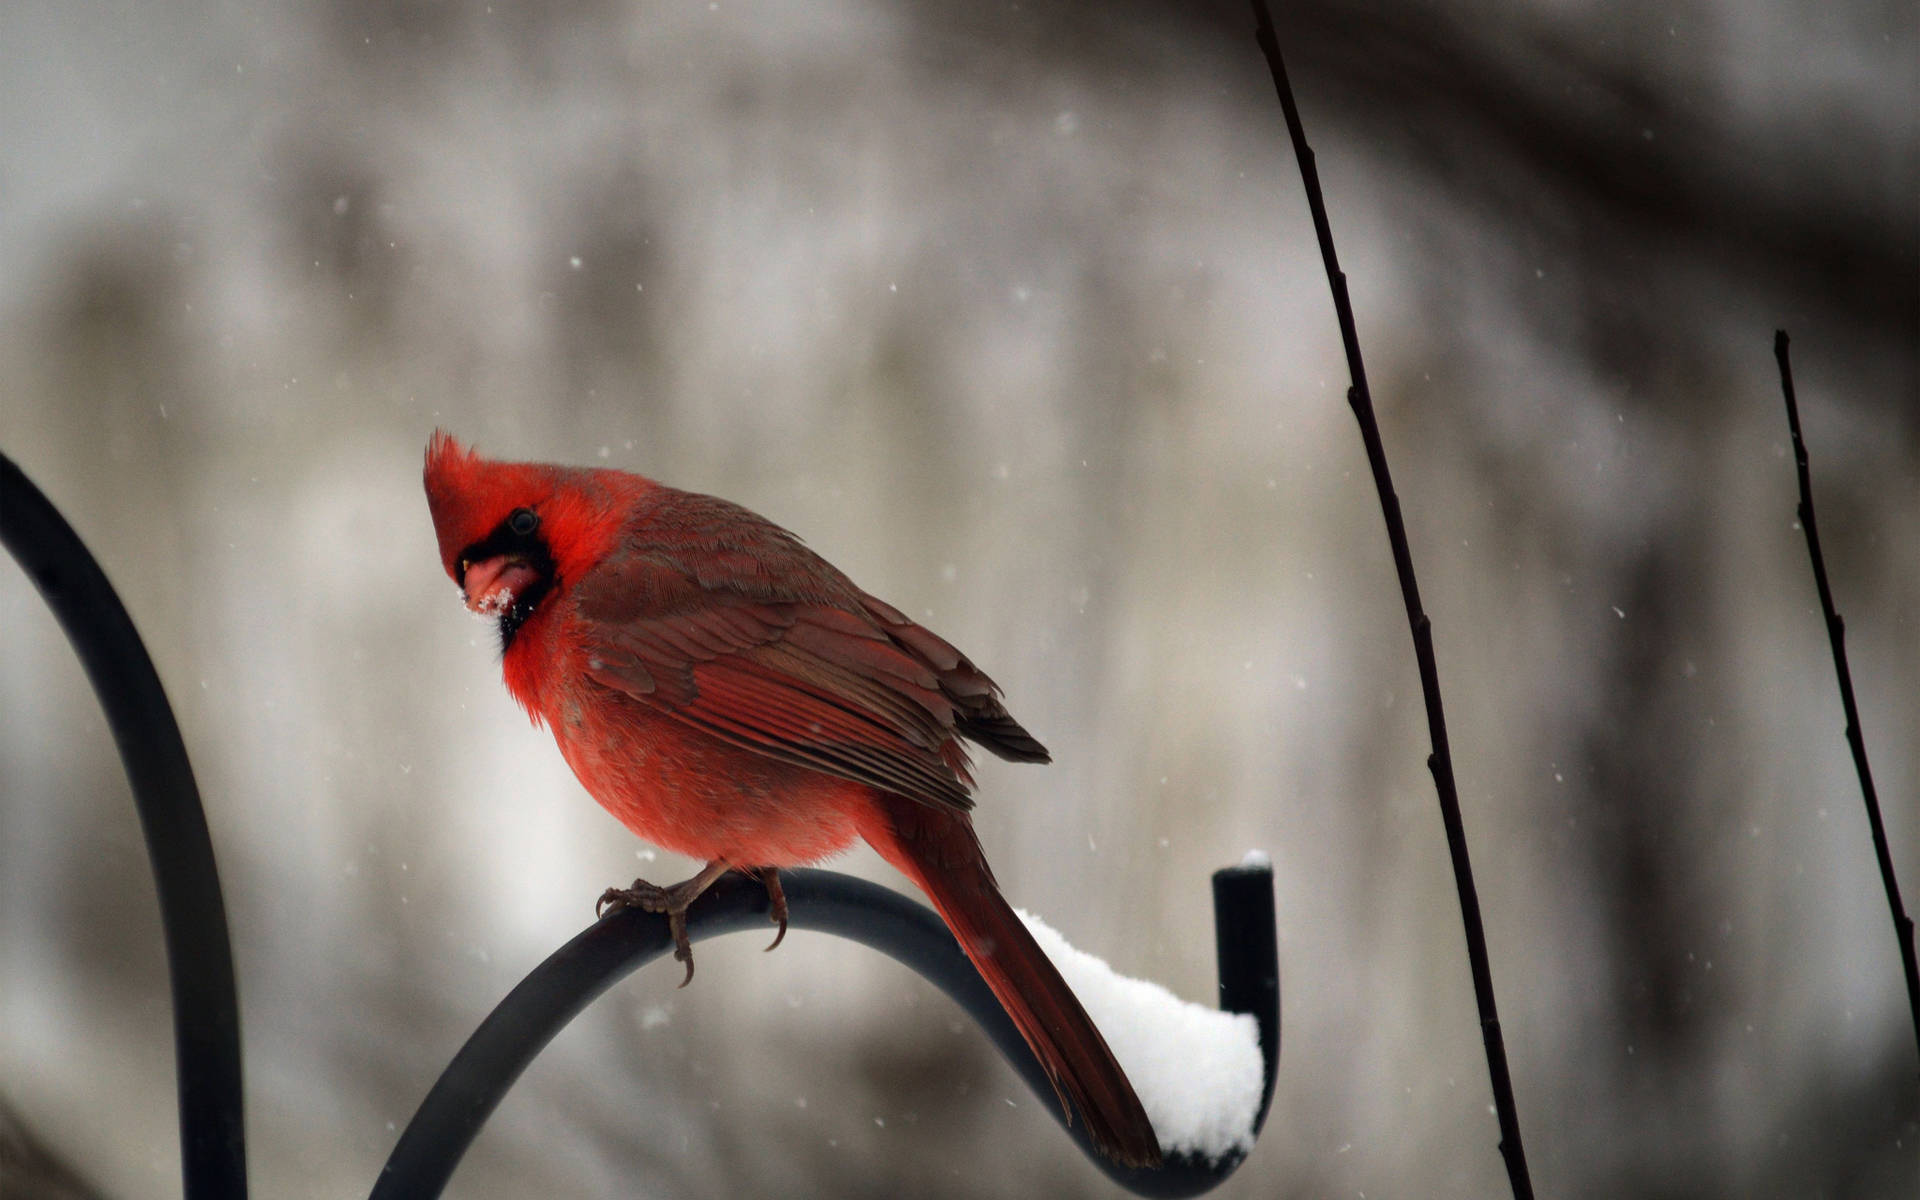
{"left": 374, "top": 866, "right": 1278, "bottom": 1199}
{"left": 0, "top": 452, "right": 248, "bottom": 1198}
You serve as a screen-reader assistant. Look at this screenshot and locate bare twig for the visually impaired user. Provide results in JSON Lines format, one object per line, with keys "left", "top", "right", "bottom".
{"left": 1247, "top": 5, "right": 1535, "bottom": 1197}
{"left": 1773, "top": 330, "right": 1920, "bottom": 1062}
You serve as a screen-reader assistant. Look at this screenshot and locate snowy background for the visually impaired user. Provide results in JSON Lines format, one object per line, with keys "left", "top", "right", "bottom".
{"left": 2, "top": 1, "right": 1915, "bottom": 1196}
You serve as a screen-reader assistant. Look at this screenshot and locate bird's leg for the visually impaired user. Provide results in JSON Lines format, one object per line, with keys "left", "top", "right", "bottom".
{"left": 752, "top": 867, "right": 788, "bottom": 952}
{"left": 597, "top": 859, "right": 733, "bottom": 988}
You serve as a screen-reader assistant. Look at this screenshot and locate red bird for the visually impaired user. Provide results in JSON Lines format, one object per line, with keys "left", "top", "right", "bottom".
{"left": 422, "top": 431, "right": 1161, "bottom": 1168}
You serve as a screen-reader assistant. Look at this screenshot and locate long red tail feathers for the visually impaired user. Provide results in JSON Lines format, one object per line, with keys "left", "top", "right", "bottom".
{"left": 863, "top": 798, "right": 1164, "bottom": 1169}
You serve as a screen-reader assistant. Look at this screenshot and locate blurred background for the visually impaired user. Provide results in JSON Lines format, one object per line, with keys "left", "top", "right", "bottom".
{"left": 2, "top": 1, "right": 1915, "bottom": 1196}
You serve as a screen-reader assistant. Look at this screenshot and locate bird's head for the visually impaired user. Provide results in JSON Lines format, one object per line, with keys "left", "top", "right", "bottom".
{"left": 423, "top": 430, "right": 624, "bottom": 648}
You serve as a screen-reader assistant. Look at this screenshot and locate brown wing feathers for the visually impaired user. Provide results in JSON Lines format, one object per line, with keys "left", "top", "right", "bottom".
{"left": 858, "top": 595, "right": 1052, "bottom": 765}
{"left": 582, "top": 588, "right": 1049, "bottom": 812}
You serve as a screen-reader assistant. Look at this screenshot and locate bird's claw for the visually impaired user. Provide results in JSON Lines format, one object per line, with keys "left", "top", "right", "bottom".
{"left": 592, "top": 861, "right": 780, "bottom": 982}
{"left": 596, "top": 879, "right": 671, "bottom": 920}
{"left": 758, "top": 867, "right": 789, "bottom": 953}
{"left": 669, "top": 911, "right": 694, "bottom": 987}
{"left": 596, "top": 875, "right": 702, "bottom": 984}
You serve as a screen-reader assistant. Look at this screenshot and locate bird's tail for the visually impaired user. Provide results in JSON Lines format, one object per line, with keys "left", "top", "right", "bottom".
{"left": 860, "top": 796, "right": 1163, "bottom": 1168}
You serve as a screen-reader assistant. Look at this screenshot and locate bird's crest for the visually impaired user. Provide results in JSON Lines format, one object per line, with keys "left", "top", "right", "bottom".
{"left": 423, "top": 429, "right": 554, "bottom": 582}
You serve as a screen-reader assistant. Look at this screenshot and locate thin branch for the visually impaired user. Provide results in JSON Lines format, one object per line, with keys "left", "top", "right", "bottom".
{"left": 1246, "top": 5, "right": 1535, "bottom": 1197}
{"left": 1773, "top": 330, "right": 1920, "bottom": 1062}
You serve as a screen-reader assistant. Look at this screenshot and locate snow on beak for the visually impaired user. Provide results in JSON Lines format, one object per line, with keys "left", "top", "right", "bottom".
{"left": 462, "top": 554, "right": 545, "bottom": 618}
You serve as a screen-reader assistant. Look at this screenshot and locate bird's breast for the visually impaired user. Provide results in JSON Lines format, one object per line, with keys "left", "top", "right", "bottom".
{"left": 546, "top": 672, "right": 869, "bottom": 868}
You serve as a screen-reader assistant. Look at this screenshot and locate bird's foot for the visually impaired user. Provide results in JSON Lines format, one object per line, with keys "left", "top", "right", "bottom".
{"left": 596, "top": 860, "right": 732, "bottom": 987}
{"left": 752, "top": 867, "right": 789, "bottom": 952}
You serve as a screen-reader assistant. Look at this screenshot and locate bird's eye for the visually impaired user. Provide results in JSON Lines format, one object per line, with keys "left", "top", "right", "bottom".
{"left": 508, "top": 507, "right": 540, "bottom": 536}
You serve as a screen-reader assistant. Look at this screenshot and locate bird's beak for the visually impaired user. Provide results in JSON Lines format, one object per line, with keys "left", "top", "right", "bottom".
{"left": 462, "top": 554, "right": 544, "bottom": 617}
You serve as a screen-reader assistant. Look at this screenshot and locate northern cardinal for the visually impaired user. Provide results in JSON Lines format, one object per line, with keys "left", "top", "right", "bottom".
{"left": 423, "top": 431, "right": 1162, "bottom": 1168}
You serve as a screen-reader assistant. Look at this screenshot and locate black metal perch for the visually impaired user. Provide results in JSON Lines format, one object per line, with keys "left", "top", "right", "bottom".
{"left": 0, "top": 452, "right": 248, "bottom": 1198}
{"left": 373, "top": 866, "right": 1279, "bottom": 1200}
{"left": 3, "top": 448, "right": 1279, "bottom": 1198}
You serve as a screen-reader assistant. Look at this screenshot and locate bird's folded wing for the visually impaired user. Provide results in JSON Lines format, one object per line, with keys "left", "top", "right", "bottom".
{"left": 574, "top": 556, "right": 978, "bottom": 813}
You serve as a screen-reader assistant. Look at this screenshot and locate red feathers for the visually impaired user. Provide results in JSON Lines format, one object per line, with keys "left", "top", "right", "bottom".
{"left": 422, "top": 432, "right": 1162, "bottom": 1168}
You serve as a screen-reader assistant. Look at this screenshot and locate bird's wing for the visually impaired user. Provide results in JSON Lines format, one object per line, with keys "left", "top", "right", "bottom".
{"left": 572, "top": 547, "right": 1008, "bottom": 813}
